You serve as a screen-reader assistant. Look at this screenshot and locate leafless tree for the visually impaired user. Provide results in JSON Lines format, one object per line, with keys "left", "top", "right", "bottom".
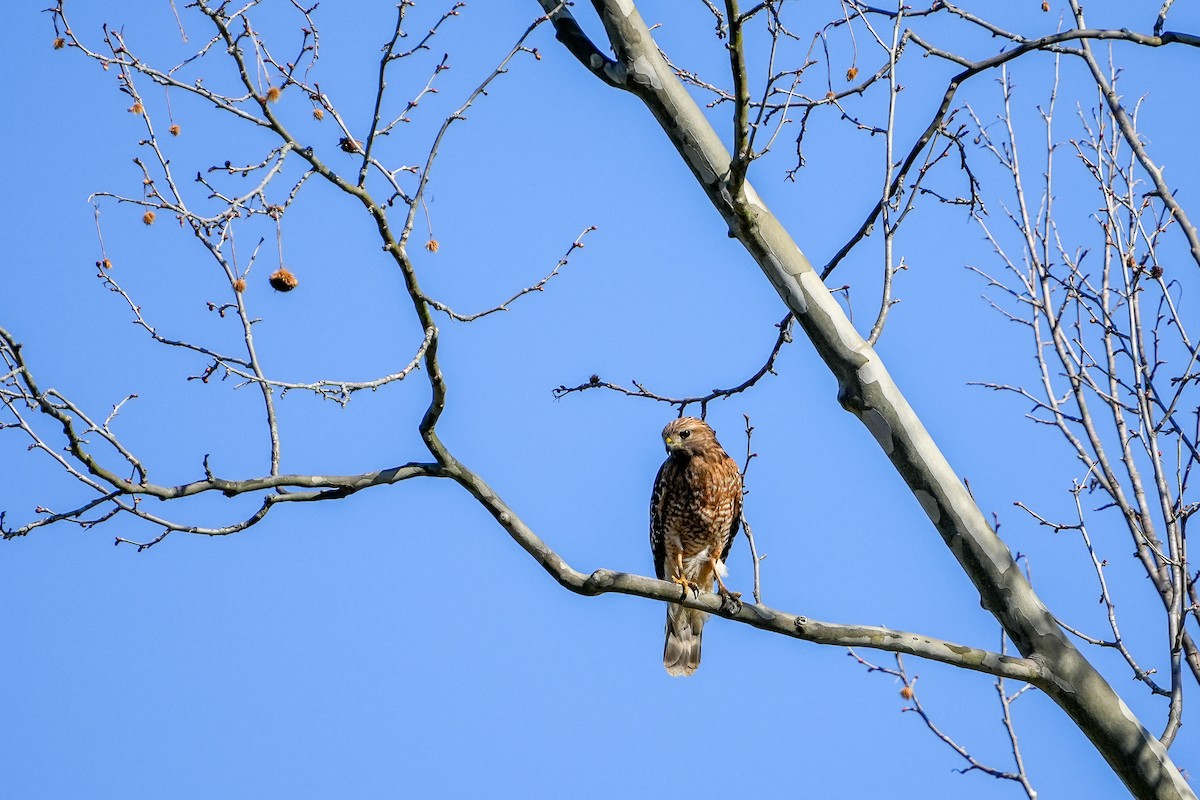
{"left": 5, "top": 2, "right": 1200, "bottom": 797}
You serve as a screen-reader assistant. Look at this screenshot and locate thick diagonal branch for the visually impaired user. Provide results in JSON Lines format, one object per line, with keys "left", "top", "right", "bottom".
{"left": 537, "top": 2, "right": 1189, "bottom": 797}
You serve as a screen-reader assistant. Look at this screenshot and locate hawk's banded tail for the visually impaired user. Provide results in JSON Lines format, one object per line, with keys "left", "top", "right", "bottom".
{"left": 663, "top": 603, "right": 707, "bottom": 676}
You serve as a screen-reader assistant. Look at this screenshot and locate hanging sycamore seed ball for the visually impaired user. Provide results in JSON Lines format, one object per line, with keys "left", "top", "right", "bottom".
{"left": 269, "top": 266, "right": 298, "bottom": 292}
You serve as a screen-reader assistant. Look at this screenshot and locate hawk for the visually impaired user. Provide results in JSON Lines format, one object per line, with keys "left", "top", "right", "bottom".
{"left": 650, "top": 416, "right": 742, "bottom": 676}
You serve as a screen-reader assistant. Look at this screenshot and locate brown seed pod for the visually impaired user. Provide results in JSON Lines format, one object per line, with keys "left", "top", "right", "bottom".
{"left": 265, "top": 86, "right": 282, "bottom": 103}
{"left": 425, "top": 239, "right": 439, "bottom": 253}
{"left": 312, "top": 108, "right": 325, "bottom": 121}
{"left": 846, "top": 66, "right": 859, "bottom": 81}
{"left": 169, "top": 123, "right": 181, "bottom": 136}
{"left": 900, "top": 686, "right": 914, "bottom": 700}
{"left": 142, "top": 210, "right": 156, "bottom": 225}
{"left": 268, "top": 266, "right": 299, "bottom": 292}
{"left": 1149, "top": 265, "right": 1164, "bottom": 279}
{"left": 233, "top": 278, "right": 247, "bottom": 293}
{"left": 1041, "top": 1, "right": 1050, "bottom": 10}
{"left": 102, "top": 258, "right": 113, "bottom": 270}
{"left": 129, "top": 102, "right": 144, "bottom": 115}
{"left": 53, "top": 37, "right": 66, "bottom": 50}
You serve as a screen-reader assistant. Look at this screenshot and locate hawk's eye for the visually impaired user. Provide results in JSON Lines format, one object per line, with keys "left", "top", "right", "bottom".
{"left": 679, "top": 429, "right": 691, "bottom": 439}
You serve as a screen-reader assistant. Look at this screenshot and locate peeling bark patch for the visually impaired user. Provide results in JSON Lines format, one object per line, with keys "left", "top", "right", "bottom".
{"left": 790, "top": 246, "right": 816, "bottom": 276}
{"left": 795, "top": 261, "right": 820, "bottom": 281}
{"left": 762, "top": 268, "right": 807, "bottom": 315}
{"left": 630, "top": 55, "right": 661, "bottom": 89}
{"left": 861, "top": 408, "right": 894, "bottom": 454}
{"left": 1113, "top": 695, "right": 1181, "bottom": 782}
{"left": 832, "top": 312, "right": 865, "bottom": 353}
{"left": 603, "top": 62, "right": 626, "bottom": 85}
{"left": 781, "top": 275, "right": 807, "bottom": 314}
{"left": 943, "top": 642, "right": 985, "bottom": 667}
{"left": 915, "top": 490, "right": 940, "bottom": 523}
{"left": 1117, "top": 697, "right": 1168, "bottom": 760}
{"left": 856, "top": 358, "right": 886, "bottom": 386}
{"left": 946, "top": 488, "right": 1012, "bottom": 573}
{"left": 689, "top": 151, "right": 718, "bottom": 185}
{"left": 743, "top": 184, "right": 766, "bottom": 212}
{"left": 765, "top": 253, "right": 782, "bottom": 276}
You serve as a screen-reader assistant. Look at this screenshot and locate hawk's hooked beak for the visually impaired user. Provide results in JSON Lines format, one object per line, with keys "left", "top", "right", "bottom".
{"left": 663, "top": 435, "right": 676, "bottom": 452}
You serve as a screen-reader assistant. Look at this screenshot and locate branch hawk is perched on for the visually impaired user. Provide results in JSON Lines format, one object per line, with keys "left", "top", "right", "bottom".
{"left": 650, "top": 417, "right": 742, "bottom": 676}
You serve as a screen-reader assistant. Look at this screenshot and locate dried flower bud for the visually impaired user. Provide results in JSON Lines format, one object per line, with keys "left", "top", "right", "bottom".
{"left": 53, "top": 37, "right": 66, "bottom": 50}
{"left": 233, "top": 277, "right": 247, "bottom": 293}
{"left": 312, "top": 108, "right": 325, "bottom": 121}
{"left": 142, "top": 210, "right": 156, "bottom": 225}
{"left": 900, "top": 686, "right": 914, "bottom": 700}
{"left": 269, "top": 266, "right": 299, "bottom": 292}
{"left": 425, "top": 239, "right": 439, "bottom": 253}
{"left": 846, "top": 66, "right": 859, "bottom": 81}
{"left": 265, "top": 86, "right": 282, "bottom": 103}
{"left": 169, "top": 123, "right": 181, "bottom": 136}
{"left": 129, "top": 102, "right": 144, "bottom": 115}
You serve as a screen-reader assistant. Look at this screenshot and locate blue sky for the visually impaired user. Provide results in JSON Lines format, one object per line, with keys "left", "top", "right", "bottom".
{"left": 2, "top": 2, "right": 1197, "bottom": 797}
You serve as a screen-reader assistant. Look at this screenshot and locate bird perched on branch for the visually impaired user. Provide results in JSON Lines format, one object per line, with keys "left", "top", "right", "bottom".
{"left": 650, "top": 416, "right": 742, "bottom": 676}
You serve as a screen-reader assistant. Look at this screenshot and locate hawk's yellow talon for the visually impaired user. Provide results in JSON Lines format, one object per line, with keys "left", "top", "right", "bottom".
{"left": 718, "top": 588, "right": 743, "bottom": 613}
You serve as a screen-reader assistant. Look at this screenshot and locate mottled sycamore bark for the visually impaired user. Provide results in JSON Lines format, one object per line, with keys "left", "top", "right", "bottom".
{"left": 534, "top": 1, "right": 1192, "bottom": 798}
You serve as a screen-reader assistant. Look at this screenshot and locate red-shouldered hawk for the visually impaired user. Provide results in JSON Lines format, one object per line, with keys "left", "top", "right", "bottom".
{"left": 650, "top": 417, "right": 742, "bottom": 676}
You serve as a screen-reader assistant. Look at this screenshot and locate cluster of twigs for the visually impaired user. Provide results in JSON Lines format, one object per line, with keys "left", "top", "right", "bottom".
{"left": 850, "top": 649, "right": 1038, "bottom": 800}
{"left": 966, "top": 40, "right": 1198, "bottom": 748}
{"left": 9, "top": 3, "right": 1200, "bottom": 795}
{"left": 552, "top": 312, "right": 794, "bottom": 417}
{"left": 4, "top": 1, "right": 583, "bottom": 546}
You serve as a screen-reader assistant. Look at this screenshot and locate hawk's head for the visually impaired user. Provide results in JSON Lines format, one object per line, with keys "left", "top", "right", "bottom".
{"left": 662, "top": 416, "right": 718, "bottom": 457}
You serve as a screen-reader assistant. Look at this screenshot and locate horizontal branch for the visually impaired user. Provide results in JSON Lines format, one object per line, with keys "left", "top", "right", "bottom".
{"left": 0, "top": 325, "right": 447, "bottom": 503}
{"left": 450, "top": 461, "right": 1043, "bottom": 683}
{"left": 590, "top": 569, "right": 1044, "bottom": 681}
